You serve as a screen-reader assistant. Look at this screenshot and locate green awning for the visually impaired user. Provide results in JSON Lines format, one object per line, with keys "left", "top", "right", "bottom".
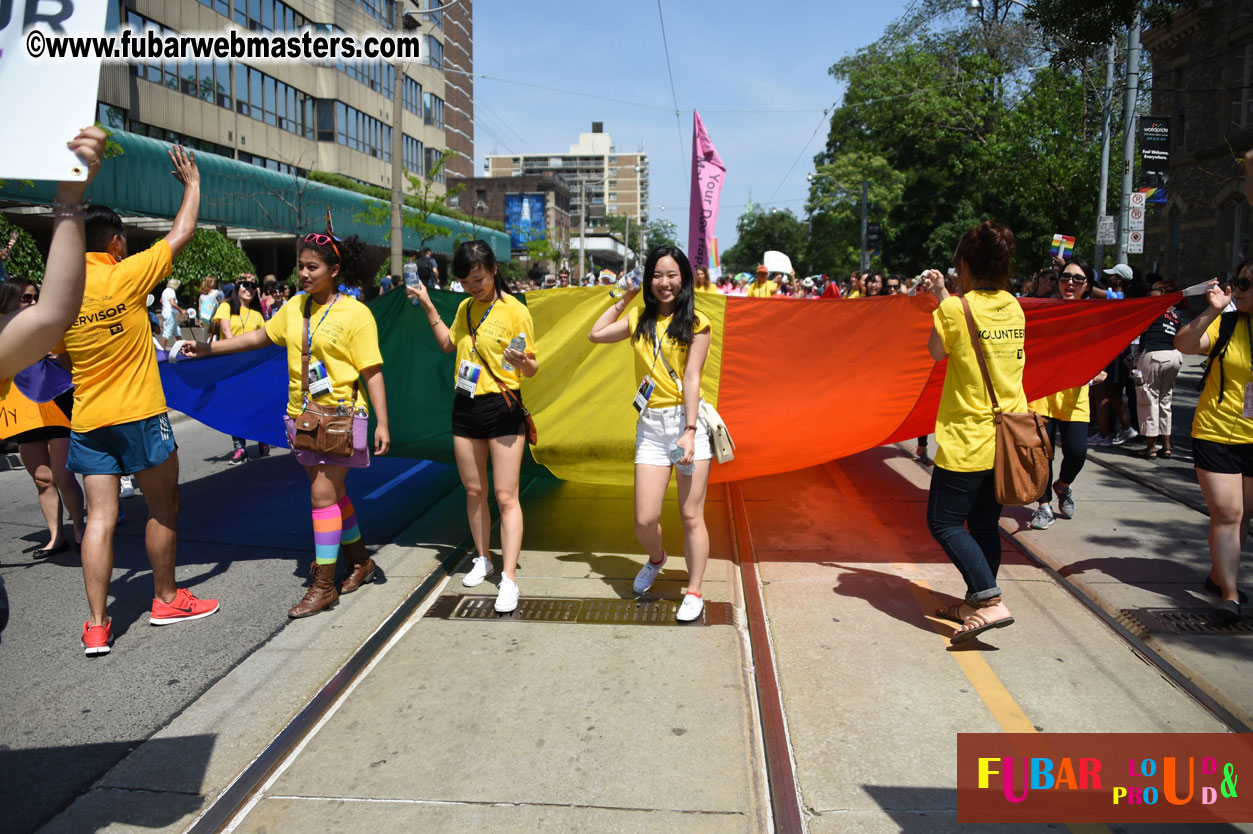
{"left": 0, "top": 130, "right": 509, "bottom": 260}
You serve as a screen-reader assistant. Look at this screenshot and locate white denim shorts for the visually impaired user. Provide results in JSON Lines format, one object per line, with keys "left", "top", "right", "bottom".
{"left": 635, "top": 403, "right": 713, "bottom": 467}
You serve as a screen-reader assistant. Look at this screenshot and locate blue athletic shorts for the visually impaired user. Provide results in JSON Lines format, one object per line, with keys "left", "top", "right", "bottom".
{"left": 68, "top": 413, "right": 177, "bottom": 475}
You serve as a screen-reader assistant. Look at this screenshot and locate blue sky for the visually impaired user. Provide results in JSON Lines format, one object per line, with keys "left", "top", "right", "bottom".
{"left": 472, "top": 0, "right": 914, "bottom": 254}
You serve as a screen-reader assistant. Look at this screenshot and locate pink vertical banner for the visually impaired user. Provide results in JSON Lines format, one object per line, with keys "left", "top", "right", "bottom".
{"left": 687, "top": 110, "right": 725, "bottom": 270}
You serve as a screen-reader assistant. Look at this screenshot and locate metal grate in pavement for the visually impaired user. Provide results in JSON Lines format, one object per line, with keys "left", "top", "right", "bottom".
{"left": 1122, "top": 608, "right": 1253, "bottom": 636}
{"left": 426, "top": 594, "right": 733, "bottom": 627}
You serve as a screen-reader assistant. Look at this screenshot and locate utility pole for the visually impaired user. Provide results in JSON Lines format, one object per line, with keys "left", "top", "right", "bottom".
{"left": 859, "top": 180, "right": 869, "bottom": 271}
{"left": 623, "top": 213, "right": 630, "bottom": 273}
{"left": 389, "top": 3, "right": 407, "bottom": 279}
{"left": 1115, "top": 12, "right": 1142, "bottom": 264}
{"left": 578, "top": 177, "right": 586, "bottom": 280}
{"left": 1094, "top": 40, "right": 1116, "bottom": 269}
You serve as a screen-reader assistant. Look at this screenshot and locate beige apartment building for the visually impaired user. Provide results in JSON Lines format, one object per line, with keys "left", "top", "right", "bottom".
{"left": 483, "top": 123, "right": 649, "bottom": 232}
{"left": 96, "top": 0, "right": 467, "bottom": 198}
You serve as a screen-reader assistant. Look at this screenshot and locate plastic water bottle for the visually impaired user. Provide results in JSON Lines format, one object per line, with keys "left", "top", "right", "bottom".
{"left": 669, "top": 442, "right": 695, "bottom": 476}
{"left": 502, "top": 333, "right": 526, "bottom": 372}
{"left": 403, "top": 261, "right": 420, "bottom": 306}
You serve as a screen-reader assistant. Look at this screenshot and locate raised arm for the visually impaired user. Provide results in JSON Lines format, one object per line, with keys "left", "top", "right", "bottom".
{"left": 0, "top": 127, "right": 105, "bottom": 378}
{"left": 163, "top": 146, "right": 201, "bottom": 258}
{"left": 588, "top": 288, "right": 637, "bottom": 343}
{"left": 1175, "top": 280, "right": 1225, "bottom": 355}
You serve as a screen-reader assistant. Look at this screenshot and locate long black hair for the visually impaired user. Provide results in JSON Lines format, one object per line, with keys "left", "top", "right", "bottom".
{"left": 452, "top": 239, "right": 510, "bottom": 298}
{"left": 1061, "top": 256, "right": 1094, "bottom": 299}
{"left": 0, "top": 276, "right": 26, "bottom": 315}
{"left": 633, "top": 245, "right": 696, "bottom": 346}
{"left": 297, "top": 232, "right": 385, "bottom": 287}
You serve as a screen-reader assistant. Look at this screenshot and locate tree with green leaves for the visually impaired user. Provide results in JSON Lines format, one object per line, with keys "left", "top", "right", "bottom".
{"left": 355, "top": 149, "right": 463, "bottom": 251}
{"left": 720, "top": 207, "right": 807, "bottom": 275}
{"left": 172, "top": 229, "right": 257, "bottom": 297}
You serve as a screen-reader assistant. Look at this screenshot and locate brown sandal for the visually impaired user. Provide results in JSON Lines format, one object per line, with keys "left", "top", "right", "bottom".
{"left": 934, "top": 601, "right": 974, "bottom": 624}
{"left": 950, "top": 598, "right": 1014, "bottom": 644}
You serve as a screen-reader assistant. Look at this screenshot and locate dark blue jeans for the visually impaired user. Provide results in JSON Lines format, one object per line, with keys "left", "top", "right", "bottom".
{"left": 926, "top": 465, "right": 1004, "bottom": 602}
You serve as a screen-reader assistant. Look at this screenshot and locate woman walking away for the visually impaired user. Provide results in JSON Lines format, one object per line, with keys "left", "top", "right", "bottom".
{"left": 184, "top": 225, "right": 389, "bottom": 617}
{"left": 213, "top": 278, "right": 270, "bottom": 463}
{"left": 1029, "top": 257, "right": 1104, "bottom": 530}
{"left": 588, "top": 245, "right": 715, "bottom": 622}
{"left": 407, "top": 240, "right": 537, "bottom": 614}
{"left": 924, "top": 221, "right": 1025, "bottom": 643}
{"left": 1135, "top": 278, "right": 1183, "bottom": 459}
{"left": 1175, "top": 266, "right": 1253, "bottom": 624}
{"left": 198, "top": 276, "right": 222, "bottom": 340}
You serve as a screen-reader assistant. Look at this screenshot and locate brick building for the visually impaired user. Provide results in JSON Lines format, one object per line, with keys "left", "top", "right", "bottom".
{"left": 1144, "top": 0, "right": 1253, "bottom": 283}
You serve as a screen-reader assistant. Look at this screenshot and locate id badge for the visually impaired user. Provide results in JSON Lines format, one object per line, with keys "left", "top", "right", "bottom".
{"left": 633, "top": 375, "right": 656, "bottom": 413}
{"left": 456, "top": 358, "right": 482, "bottom": 397}
{"left": 1244, "top": 382, "right": 1253, "bottom": 419}
{"left": 307, "top": 358, "right": 333, "bottom": 397}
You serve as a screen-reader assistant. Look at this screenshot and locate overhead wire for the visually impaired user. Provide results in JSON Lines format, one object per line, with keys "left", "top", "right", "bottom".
{"left": 655, "top": 0, "right": 687, "bottom": 177}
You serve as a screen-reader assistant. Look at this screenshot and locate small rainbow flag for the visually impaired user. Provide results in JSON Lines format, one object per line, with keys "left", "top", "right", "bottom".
{"left": 1050, "top": 233, "right": 1076, "bottom": 259}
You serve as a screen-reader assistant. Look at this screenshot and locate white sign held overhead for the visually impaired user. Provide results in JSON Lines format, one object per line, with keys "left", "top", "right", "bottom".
{"left": 1128, "top": 230, "right": 1145, "bottom": 254}
{"left": 1129, "top": 207, "right": 1145, "bottom": 231}
{"left": 0, "top": 5, "right": 110, "bottom": 181}
{"left": 1129, "top": 191, "right": 1147, "bottom": 210}
{"left": 1097, "top": 215, "right": 1116, "bottom": 245}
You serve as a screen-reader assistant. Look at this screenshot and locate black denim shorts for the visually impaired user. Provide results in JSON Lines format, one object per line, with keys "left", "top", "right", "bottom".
{"left": 451, "top": 391, "right": 527, "bottom": 440}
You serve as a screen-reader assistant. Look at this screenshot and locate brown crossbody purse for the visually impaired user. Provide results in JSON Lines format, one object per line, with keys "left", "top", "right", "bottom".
{"left": 960, "top": 297, "right": 1053, "bottom": 506}
{"left": 291, "top": 295, "right": 359, "bottom": 457}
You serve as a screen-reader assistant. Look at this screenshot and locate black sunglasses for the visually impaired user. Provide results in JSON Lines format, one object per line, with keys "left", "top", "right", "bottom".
{"left": 1058, "top": 273, "right": 1088, "bottom": 284}
{"left": 239, "top": 281, "right": 258, "bottom": 291}
{"left": 20, "top": 292, "right": 38, "bottom": 303}
{"left": 1234, "top": 276, "right": 1251, "bottom": 292}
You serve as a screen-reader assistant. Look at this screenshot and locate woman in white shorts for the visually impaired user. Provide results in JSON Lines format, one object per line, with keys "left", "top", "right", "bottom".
{"left": 588, "top": 245, "right": 714, "bottom": 622}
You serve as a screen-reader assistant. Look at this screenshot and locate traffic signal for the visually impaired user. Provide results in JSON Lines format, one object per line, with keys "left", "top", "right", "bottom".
{"left": 866, "top": 222, "right": 882, "bottom": 255}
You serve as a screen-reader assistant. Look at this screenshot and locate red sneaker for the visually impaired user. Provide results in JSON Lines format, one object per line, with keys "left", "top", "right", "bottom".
{"left": 82, "top": 621, "right": 112, "bottom": 656}
{"left": 149, "top": 588, "right": 220, "bottom": 626}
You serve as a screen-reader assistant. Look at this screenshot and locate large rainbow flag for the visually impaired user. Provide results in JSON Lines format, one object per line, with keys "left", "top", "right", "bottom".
{"left": 153, "top": 289, "right": 1179, "bottom": 486}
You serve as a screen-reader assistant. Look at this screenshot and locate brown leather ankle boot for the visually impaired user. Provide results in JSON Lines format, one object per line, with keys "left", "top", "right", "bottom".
{"left": 340, "top": 545, "right": 376, "bottom": 595}
{"left": 288, "top": 562, "right": 339, "bottom": 618}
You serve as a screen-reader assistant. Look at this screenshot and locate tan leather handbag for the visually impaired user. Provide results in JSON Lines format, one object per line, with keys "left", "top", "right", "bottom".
{"left": 960, "top": 297, "right": 1052, "bottom": 506}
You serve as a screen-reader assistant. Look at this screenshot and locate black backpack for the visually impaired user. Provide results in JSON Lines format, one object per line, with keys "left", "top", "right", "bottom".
{"left": 1197, "top": 311, "right": 1242, "bottom": 403}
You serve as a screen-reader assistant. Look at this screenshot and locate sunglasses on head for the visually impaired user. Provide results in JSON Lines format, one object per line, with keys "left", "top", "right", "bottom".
{"left": 303, "top": 232, "right": 341, "bottom": 259}
{"left": 20, "top": 292, "right": 38, "bottom": 303}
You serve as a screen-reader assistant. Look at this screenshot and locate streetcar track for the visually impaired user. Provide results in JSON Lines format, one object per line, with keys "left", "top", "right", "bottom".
{"left": 901, "top": 445, "right": 1251, "bottom": 735}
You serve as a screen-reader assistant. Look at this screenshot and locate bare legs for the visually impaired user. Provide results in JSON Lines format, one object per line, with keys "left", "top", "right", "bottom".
{"left": 1197, "top": 468, "right": 1253, "bottom": 603}
{"left": 453, "top": 434, "right": 526, "bottom": 580}
{"left": 19, "top": 437, "right": 84, "bottom": 549}
{"left": 633, "top": 460, "right": 712, "bottom": 595}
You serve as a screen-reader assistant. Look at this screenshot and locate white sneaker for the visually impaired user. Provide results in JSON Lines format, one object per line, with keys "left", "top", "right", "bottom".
{"left": 633, "top": 553, "right": 666, "bottom": 595}
{"left": 1111, "top": 427, "right": 1139, "bottom": 446}
{"left": 462, "top": 555, "right": 494, "bottom": 587}
{"left": 676, "top": 593, "right": 704, "bottom": 622}
{"left": 119, "top": 476, "right": 136, "bottom": 499}
{"left": 1029, "top": 504, "right": 1055, "bottom": 530}
{"left": 495, "top": 576, "right": 519, "bottom": 613}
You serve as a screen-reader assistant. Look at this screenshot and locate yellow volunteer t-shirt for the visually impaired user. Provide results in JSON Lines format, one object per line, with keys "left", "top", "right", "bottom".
{"left": 1030, "top": 385, "right": 1090, "bottom": 423}
{"left": 626, "top": 308, "right": 712, "bottom": 409}
{"left": 1193, "top": 313, "right": 1253, "bottom": 445}
{"left": 61, "top": 243, "right": 173, "bottom": 432}
{"left": 447, "top": 293, "right": 536, "bottom": 396}
{"left": 747, "top": 280, "right": 777, "bottom": 298}
{"left": 933, "top": 291, "right": 1028, "bottom": 472}
{"left": 264, "top": 292, "right": 382, "bottom": 418}
{"left": 213, "top": 301, "right": 265, "bottom": 338}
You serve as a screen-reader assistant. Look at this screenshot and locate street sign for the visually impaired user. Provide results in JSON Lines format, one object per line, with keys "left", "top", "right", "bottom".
{"left": 1129, "top": 206, "right": 1145, "bottom": 231}
{"left": 1128, "top": 230, "right": 1144, "bottom": 254}
{"left": 1097, "top": 215, "right": 1116, "bottom": 245}
{"left": 1129, "top": 191, "right": 1146, "bottom": 210}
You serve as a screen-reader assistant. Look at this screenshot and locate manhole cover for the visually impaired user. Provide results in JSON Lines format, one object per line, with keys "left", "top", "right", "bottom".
{"left": 1122, "top": 608, "right": 1253, "bottom": 636}
{"left": 427, "top": 594, "right": 733, "bottom": 627}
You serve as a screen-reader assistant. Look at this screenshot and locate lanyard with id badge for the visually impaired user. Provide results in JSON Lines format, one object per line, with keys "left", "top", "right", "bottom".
{"left": 633, "top": 325, "right": 674, "bottom": 413}
{"left": 458, "top": 300, "right": 495, "bottom": 397}
{"left": 305, "top": 296, "right": 339, "bottom": 399}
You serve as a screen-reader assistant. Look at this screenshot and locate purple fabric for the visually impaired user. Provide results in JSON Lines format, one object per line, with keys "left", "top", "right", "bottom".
{"left": 14, "top": 358, "right": 73, "bottom": 403}
{"left": 283, "top": 414, "right": 370, "bottom": 468}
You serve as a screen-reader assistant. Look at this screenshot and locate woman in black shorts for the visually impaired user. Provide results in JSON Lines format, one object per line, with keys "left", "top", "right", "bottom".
{"left": 407, "top": 241, "right": 538, "bottom": 613}
{"left": 1176, "top": 266, "right": 1253, "bottom": 623}
{"left": 2, "top": 278, "right": 84, "bottom": 554}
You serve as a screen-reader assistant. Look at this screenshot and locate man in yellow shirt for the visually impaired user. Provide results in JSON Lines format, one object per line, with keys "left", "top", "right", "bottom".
{"left": 62, "top": 145, "right": 218, "bottom": 657}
